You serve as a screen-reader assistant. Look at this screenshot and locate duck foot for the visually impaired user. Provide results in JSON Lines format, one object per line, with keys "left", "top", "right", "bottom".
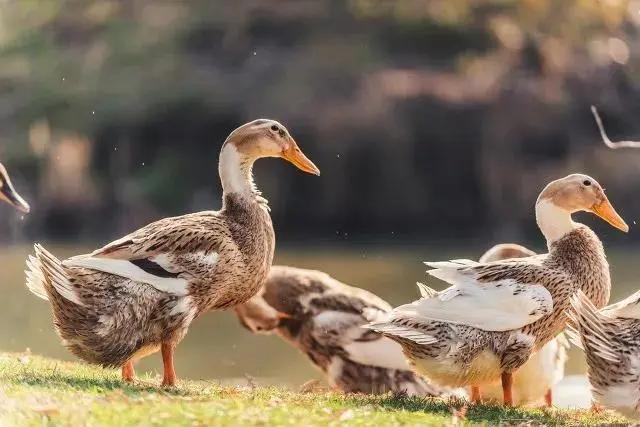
{"left": 544, "top": 389, "right": 553, "bottom": 407}
{"left": 501, "top": 372, "right": 513, "bottom": 407}
{"left": 121, "top": 361, "right": 136, "bottom": 382}
{"left": 161, "top": 342, "right": 177, "bottom": 387}
{"left": 470, "top": 386, "right": 482, "bottom": 404}
{"left": 591, "top": 401, "right": 604, "bottom": 413}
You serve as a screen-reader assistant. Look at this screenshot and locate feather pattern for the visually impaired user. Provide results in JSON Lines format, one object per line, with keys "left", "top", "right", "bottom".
{"left": 367, "top": 225, "right": 610, "bottom": 388}
{"left": 234, "top": 266, "right": 445, "bottom": 396}
{"left": 569, "top": 290, "right": 640, "bottom": 418}
{"left": 24, "top": 137, "right": 282, "bottom": 369}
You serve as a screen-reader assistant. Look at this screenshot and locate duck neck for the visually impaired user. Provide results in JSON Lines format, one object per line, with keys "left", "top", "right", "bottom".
{"left": 219, "top": 143, "right": 258, "bottom": 198}
{"left": 535, "top": 199, "right": 576, "bottom": 246}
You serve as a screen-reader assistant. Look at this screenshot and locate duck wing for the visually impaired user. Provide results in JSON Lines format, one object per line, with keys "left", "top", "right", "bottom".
{"left": 390, "top": 258, "right": 555, "bottom": 332}
{"left": 567, "top": 290, "right": 620, "bottom": 363}
{"left": 63, "top": 212, "right": 230, "bottom": 296}
{"left": 600, "top": 289, "right": 640, "bottom": 320}
{"left": 306, "top": 293, "right": 411, "bottom": 371}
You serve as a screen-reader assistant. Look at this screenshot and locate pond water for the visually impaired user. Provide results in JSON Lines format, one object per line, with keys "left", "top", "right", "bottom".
{"left": 2, "top": 243, "right": 637, "bottom": 404}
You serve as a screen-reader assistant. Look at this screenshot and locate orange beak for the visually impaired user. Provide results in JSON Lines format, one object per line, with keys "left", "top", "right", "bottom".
{"left": 0, "top": 181, "right": 30, "bottom": 214}
{"left": 282, "top": 139, "right": 320, "bottom": 176}
{"left": 276, "top": 311, "right": 293, "bottom": 320}
{"left": 591, "top": 195, "right": 628, "bottom": 232}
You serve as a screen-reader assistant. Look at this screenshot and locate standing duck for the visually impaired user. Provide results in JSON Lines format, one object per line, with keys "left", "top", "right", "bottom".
{"left": 475, "top": 243, "right": 568, "bottom": 407}
{"left": 0, "top": 162, "right": 30, "bottom": 213}
{"left": 25, "top": 119, "right": 319, "bottom": 386}
{"left": 568, "top": 289, "right": 640, "bottom": 418}
{"left": 234, "top": 266, "right": 443, "bottom": 396}
{"left": 367, "top": 174, "right": 627, "bottom": 406}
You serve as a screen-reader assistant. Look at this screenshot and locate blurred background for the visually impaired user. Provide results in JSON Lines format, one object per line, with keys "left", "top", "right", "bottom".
{"left": 2, "top": 0, "right": 640, "bottom": 398}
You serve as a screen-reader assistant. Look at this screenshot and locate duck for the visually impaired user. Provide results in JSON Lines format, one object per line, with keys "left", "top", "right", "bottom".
{"left": 234, "top": 265, "right": 444, "bottom": 396}
{"left": 568, "top": 289, "right": 640, "bottom": 418}
{"left": 367, "top": 174, "right": 627, "bottom": 406}
{"left": 24, "top": 119, "right": 319, "bottom": 386}
{"left": 0, "top": 162, "right": 30, "bottom": 213}
{"left": 475, "top": 243, "right": 568, "bottom": 407}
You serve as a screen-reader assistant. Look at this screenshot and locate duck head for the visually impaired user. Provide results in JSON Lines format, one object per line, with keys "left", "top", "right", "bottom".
{"left": 536, "top": 173, "right": 627, "bottom": 243}
{"left": 234, "top": 296, "right": 292, "bottom": 334}
{"left": 0, "top": 163, "right": 30, "bottom": 213}
{"left": 224, "top": 119, "right": 320, "bottom": 176}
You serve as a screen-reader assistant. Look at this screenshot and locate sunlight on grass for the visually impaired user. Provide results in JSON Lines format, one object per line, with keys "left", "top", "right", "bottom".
{"left": 0, "top": 352, "right": 628, "bottom": 426}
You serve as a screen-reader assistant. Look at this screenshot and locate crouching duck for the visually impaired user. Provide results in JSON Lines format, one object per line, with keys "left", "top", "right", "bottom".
{"left": 568, "top": 290, "right": 640, "bottom": 418}
{"left": 475, "top": 244, "right": 568, "bottom": 407}
{"left": 25, "top": 119, "right": 319, "bottom": 386}
{"left": 367, "top": 174, "right": 627, "bottom": 406}
{"left": 234, "top": 266, "right": 444, "bottom": 396}
{"left": 0, "top": 163, "right": 30, "bottom": 213}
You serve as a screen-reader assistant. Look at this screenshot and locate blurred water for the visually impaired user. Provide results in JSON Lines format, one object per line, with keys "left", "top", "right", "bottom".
{"left": 2, "top": 244, "right": 638, "bottom": 393}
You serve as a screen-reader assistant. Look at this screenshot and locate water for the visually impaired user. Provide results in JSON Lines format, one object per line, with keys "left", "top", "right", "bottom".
{"left": 2, "top": 244, "right": 638, "bottom": 396}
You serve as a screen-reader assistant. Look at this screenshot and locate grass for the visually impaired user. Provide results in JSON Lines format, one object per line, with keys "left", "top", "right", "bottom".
{"left": 0, "top": 352, "right": 629, "bottom": 426}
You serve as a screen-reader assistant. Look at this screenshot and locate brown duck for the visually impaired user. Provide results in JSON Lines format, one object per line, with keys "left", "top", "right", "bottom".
{"left": 25, "top": 119, "right": 319, "bottom": 386}
{"left": 234, "top": 266, "right": 444, "bottom": 396}
{"left": 367, "top": 174, "right": 627, "bottom": 406}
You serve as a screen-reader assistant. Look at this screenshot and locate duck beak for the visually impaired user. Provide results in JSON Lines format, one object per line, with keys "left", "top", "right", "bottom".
{"left": 591, "top": 195, "right": 628, "bottom": 232}
{"left": 276, "top": 311, "right": 292, "bottom": 320}
{"left": 0, "top": 181, "right": 30, "bottom": 213}
{"left": 282, "top": 139, "right": 320, "bottom": 176}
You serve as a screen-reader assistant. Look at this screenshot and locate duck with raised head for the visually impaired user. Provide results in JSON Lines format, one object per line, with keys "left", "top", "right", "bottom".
{"left": 475, "top": 243, "right": 568, "bottom": 407}
{"left": 0, "top": 162, "right": 30, "bottom": 213}
{"left": 367, "top": 174, "right": 627, "bottom": 406}
{"left": 25, "top": 119, "right": 319, "bottom": 386}
{"left": 568, "top": 289, "right": 640, "bottom": 418}
{"left": 234, "top": 266, "right": 444, "bottom": 396}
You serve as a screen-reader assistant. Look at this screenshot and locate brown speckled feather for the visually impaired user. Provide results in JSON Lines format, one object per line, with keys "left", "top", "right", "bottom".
{"left": 568, "top": 290, "right": 640, "bottom": 417}
{"left": 235, "top": 266, "right": 444, "bottom": 396}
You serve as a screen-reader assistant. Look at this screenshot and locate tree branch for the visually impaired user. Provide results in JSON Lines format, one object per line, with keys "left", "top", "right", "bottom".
{"left": 591, "top": 105, "right": 640, "bottom": 149}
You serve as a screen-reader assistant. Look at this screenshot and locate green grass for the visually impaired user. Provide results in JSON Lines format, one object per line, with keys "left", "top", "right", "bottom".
{"left": 0, "top": 352, "right": 629, "bottom": 426}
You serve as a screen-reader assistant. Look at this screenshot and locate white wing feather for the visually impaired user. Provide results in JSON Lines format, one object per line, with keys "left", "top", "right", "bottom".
{"left": 63, "top": 256, "right": 190, "bottom": 296}
{"left": 416, "top": 282, "right": 438, "bottom": 299}
{"left": 393, "top": 260, "right": 554, "bottom": 332}
{"left": 311, "top": 310, "right": 413, "bottom": 371}
{"left": 569, "top": 291, "right": 620, "bottom": 363}
{"left": 343, "top": 337, "right": 412, "bottom": 371}
{"left": 601, "top": 289, "right": 640, "bottom": 320}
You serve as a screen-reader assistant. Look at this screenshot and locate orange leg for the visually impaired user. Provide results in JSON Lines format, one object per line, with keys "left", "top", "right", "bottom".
{"left": 161, "top": 342, "right": 177, "bottom": 387}
{"left": 591, "top": 401, "right": 604, "bottom": 413}
{"left": 544, "top": 389, "right": 553, "bottom": 407}
{"left": 470, "top": 386, "right": 482, "bottom": 404}
{"left": 121, "top": 361, "right": 136, "bottom": 382}
{"left": 501, "top": 372, "right": 513, "bottom": 406}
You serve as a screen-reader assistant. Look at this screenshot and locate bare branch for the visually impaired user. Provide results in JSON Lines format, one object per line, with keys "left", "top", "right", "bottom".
{"left": 591, "top": 105, "right": 640, "bottom": 149}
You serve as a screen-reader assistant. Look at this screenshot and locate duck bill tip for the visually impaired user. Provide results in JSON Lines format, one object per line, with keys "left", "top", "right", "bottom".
{"left": 283, "top": 145, "right": 320, "bottom": 176}
{"left": 591, "top": 199, "right": 628, "bottom": 233}
{"left": 1, "top": 188, "right": 30, "bottom": 214}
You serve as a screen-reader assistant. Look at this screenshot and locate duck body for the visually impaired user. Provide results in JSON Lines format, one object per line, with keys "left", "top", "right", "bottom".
{"left": 235, "top": 266, "right": 443, "bottom": 396}
{"left": 569, "top": 290, "right": 640, "bottom": 418}
{"left": 385, "top": 226, "right": 609, "bottom": 388}
{"left": 25, "top": 119, "right": 319, "bottom": 385}
{"left": 473, "top": 244, "right": 568, "bottom": 406}
{"left": 28, "top": 198, "right": 274, "bottom": 368}
{"left": 367, "top": 174, "right": 627, "bottom": 405}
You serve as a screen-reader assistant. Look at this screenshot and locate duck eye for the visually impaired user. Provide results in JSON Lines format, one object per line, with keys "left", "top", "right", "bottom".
{"left": 270, "top": 125, "right": 279, "bottom": 132}
{"left": 583, "top": 180, "right": 591, "bottom": 186}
